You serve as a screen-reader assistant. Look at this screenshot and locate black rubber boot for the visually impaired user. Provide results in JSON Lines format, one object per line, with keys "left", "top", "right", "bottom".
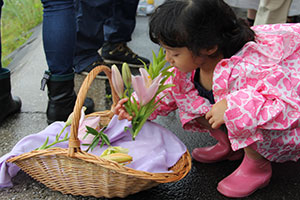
{"left": 41, "top": 71, "right": 94, "bottom": 125}
{"left": 0, "top": 69, "right": 22, "bottom": 124}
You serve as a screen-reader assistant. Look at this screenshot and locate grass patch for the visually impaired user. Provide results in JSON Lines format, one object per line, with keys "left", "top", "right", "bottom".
{"left": 1, "top": 0, "right": 43, "bottom": 67}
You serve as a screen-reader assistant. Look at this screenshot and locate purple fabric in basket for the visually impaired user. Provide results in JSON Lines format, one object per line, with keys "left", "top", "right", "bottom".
{"left": 0, "top": 114, "right": 187, "bottom": 188}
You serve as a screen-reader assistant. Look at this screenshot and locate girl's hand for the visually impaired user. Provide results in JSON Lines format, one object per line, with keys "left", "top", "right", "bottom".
{"left": 113, "top": 98, "right": 133, "bottom": 121}
{"left": 205, "top": 98, "right": 228, "bottom": 129}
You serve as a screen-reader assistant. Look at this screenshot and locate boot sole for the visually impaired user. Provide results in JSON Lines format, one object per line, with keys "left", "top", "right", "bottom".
{"left": 102, "top": 59, "right": 145, "bottom": 68}
{"left": 80, "top": 64, "right": 141, "bottom": 78}
{"left": 80, "top": 72, "right": 109, "bottom": 80}
{"left": 0, "top": 106, "right": 21, "bottom": 124}
{"left": 217, "top": 179, "right": 270, "bottom": 198}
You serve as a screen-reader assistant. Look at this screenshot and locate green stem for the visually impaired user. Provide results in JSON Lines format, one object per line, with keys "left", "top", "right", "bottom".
{"left": 43, "top": 136, "right": 69, "bottom": 149}
{"left": 36, "top": 124, "right": 70, "bottom": 150}
{"left": 57, "top": 124, "right": 67, "bottom": 139}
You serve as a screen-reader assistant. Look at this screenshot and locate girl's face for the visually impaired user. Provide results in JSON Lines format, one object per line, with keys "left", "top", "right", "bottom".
{"left": 162, "top": 45, "right": 211, "bottom": 73}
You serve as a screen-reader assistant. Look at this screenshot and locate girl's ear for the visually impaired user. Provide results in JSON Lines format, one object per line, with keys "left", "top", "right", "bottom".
{"left": 206, "top": 45, "right": 218, "bottom": 55}
{"left": 199, "top": 45, "right": 219, "bottom": 56}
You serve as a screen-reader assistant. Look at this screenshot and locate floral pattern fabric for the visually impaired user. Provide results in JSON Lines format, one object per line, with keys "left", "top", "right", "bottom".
{"left": 150, "top": 23, "right": 300, "bottom": 162}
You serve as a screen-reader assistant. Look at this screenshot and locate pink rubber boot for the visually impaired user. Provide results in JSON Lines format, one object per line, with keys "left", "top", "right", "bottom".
{"left": 192, "top": 129, "right": 243, "bottom": 163}
{"left": 217, "top": 153, "right": 272, "bottom": 198}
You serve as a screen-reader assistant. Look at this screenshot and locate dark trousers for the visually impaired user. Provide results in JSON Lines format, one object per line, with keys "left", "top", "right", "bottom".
{"left": 74, "top": 0, "right": 138, "bottom": 72}
{"left": 41, "top": 0, "right": 139, "bottom": 75}
{"left": 0, "top": 0, "right": 3, "bottom": 72}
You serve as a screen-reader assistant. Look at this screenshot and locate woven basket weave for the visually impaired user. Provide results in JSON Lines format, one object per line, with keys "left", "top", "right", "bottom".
{"left": 7, "top": 65, "right": 192, "bottom": 198}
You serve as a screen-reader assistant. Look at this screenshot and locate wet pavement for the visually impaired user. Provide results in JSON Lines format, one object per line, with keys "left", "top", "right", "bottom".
{"left": 0, "top": 3, "right": 300, "bottom": 200}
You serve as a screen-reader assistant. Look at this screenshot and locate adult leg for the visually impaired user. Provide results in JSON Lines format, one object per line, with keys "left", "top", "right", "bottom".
{"left": 103, "top": 0, "right": 138, "bottom": 43}
{"left": 42, "top": 0, "right": 75, "bottom": 75}
{"left": 100, "top": 0, "right": 150, "bottom": 68}
{"left": 247, "top": 9, "right": 257, "bottom": 26}
{"left": 41, "top": 0, "right": 94, "bottom": 124}
{"left": 254, "top": 0, "right": 292, "bottom": 25}
{"left": 0, "top": 0, "right": 22, "bottom": 124}
{"left": 73, "top": 0, "right": 109, "bottom": 73}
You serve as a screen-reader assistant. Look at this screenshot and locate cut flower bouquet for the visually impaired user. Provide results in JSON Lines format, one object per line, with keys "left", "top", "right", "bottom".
{"left": 112, "top": 48, "right": 174, "bottom": 139}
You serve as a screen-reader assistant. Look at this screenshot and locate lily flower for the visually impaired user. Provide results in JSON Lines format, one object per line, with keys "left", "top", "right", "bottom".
{"left": 131, "top": 68, "right": 162, "bottom": 106}
{"left": 111, "top": 64, "right": 124, "bottom": 98}
{"left": 122, "top": 63, "right": 132, "bottom": 89}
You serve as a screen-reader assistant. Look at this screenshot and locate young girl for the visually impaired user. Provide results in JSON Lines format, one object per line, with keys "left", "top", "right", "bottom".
{"left": 114, "top": 0, "right": 300, "bottom": 198}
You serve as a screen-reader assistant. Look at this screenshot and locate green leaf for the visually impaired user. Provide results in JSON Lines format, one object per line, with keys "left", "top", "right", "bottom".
{"left": 152, "top": 51, "right": 157, "bottom": 66}
{"left": 85, "top": 126, "right": 99, "bottom": 136}
{"left": 138, "top": 58, "right": 147, "bottom": 68}
{"left": 157, "top": 48, "right": 165, "bottom": 60}
{"left": 90, "top": 136, "right": 100, "bottom": 151}
{"left": 144, "top": 62, "right": 149, "bottom": 72}
{"left": 101, "top": 133, "right": 111, "bottom": 146}
{"left": 149, "top": 65, "right": 154, "bottom": 78}
{"left": 163, "top": 71, "right": 175, "bottom": 78}
{"left": 100, "top": 139, "right": 105, "bottom": 148}
{"left": 63, "top": 132, "right": 69, "bottom": 140}
{"left": 161, "top": 65, "right": 173, "bottom": 72}
{"left": 156, "top": 84, "right": 175, "bottom": 94}
{"left": 157, "top": 60, "right": 167, "bottom": 72}
{"left": 83, "top": 132, "right": 89, "bottom": 140}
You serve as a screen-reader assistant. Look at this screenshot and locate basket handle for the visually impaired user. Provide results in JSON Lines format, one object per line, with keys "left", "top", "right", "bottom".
{"left": 68, "top": 65, "right": 119, "bottom": 157}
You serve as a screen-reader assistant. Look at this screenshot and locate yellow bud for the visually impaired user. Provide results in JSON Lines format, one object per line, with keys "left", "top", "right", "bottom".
{"left": 65, "top": 112, "right": 73, "bottom": 126}
{"left": 101, "top": 153, "right": 132, "bottom": 164}
{"left": 101, "top": 146, "right": 129, "bottom": 156}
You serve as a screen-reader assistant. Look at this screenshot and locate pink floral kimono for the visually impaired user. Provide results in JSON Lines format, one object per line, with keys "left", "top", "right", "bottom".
{"left": 150, "top": 23, "right": 300, "bottom": 162}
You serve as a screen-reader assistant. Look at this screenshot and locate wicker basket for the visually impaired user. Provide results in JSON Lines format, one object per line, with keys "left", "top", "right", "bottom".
{"left": 7, "top": 65, "right": 192, "bottom": 198}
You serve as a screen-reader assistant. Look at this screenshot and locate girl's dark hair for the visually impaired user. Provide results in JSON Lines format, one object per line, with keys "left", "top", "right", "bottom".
{"left": 149, "top": 0, "right": 255, "bottom": 58}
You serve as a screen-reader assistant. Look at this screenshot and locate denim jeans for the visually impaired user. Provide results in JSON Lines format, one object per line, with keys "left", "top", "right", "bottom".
{"left": 41, "top": 0, "right": 139, "bottom": 75}
{"left": 0, "top": 0, "right": 3, "bottom": 71}
{"left": 41, "top": 0, "right": 76, "bottom": 75}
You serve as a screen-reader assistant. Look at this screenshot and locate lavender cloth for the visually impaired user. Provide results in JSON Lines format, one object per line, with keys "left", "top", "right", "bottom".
{"left": 0, "top": 115, "right": 187, "bottom": 188}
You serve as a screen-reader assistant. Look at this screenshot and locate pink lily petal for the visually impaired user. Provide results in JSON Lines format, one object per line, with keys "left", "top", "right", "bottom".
{"left": 132, "top": 73, "right": 162, "bottom": 106}
{"left": 131, "top": 75, "right": 146, "bottom": 105}
{"left": 142, "top": 82, "right": 160, "bottom": 104}
{"left": 139, "top": 68, "right": 151, "bottom": 87}
{"left": 141, "top": 74, "right": 162, "bottom": 104}
{"left": 111, "top": 65, "right": 124, "bottom": 98}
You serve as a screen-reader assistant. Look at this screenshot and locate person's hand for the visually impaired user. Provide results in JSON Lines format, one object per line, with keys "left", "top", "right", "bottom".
{"left": 113, "top": 98, "right": 133, "bottom": 121}
{"left": 205, "top": 98, "right": 228, "bottom": 129}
